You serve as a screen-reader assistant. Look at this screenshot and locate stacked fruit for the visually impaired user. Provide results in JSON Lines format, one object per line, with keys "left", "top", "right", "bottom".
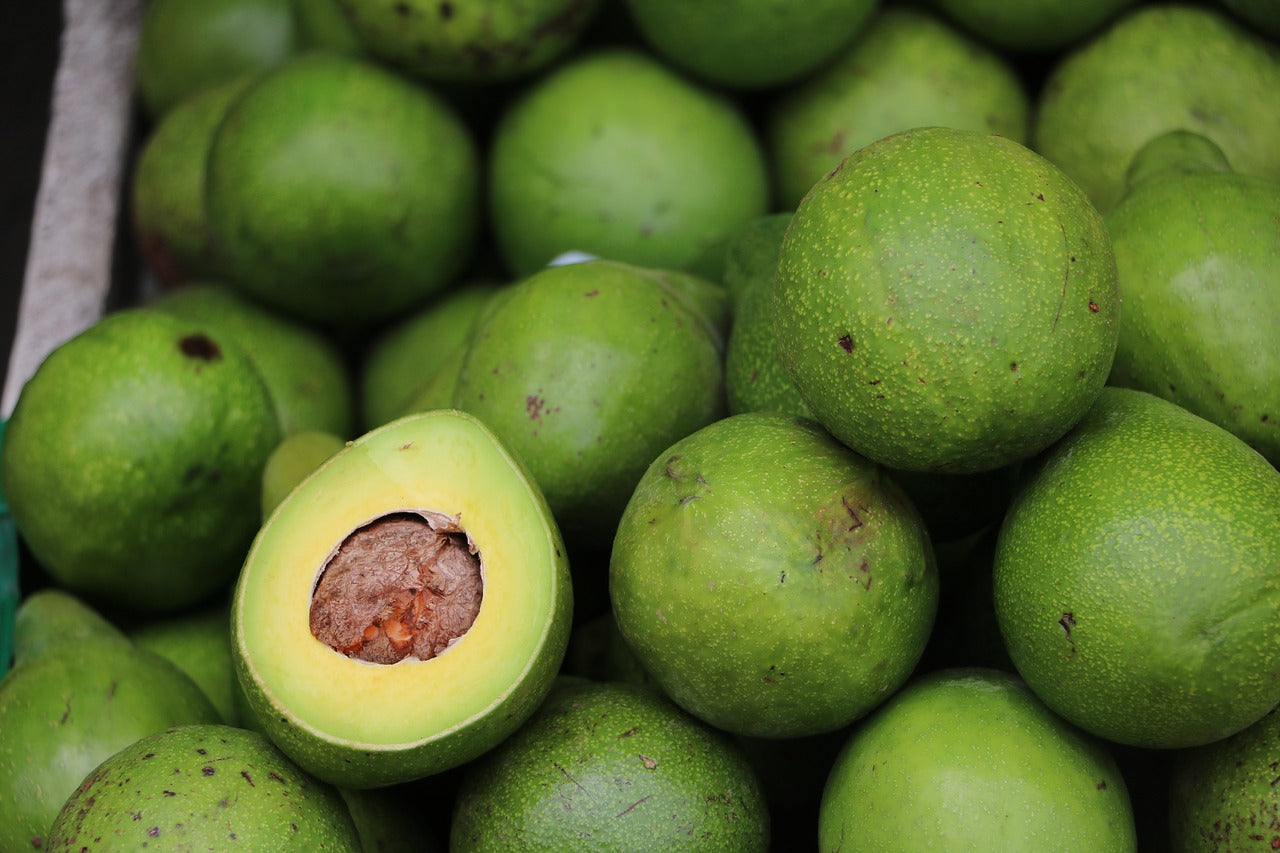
{"left": 2, "top": 0, "right": 1279, "bottom": 849}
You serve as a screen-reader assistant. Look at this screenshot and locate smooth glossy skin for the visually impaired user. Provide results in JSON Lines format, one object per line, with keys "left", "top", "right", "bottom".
{"left": 818, "top": 668, "right": 1137, "bottom": 851}
{"left": 1105, "top": 134, "right": 1280, "bottom": 465}
{"left": 773, "top": 127, "right": 1118, "bottom": 474}
{"left": 993, "top": 388, "right": 1280, "bottom": 749}
{"left": 932, "top": 0, "right": 1138, "bottom": 52}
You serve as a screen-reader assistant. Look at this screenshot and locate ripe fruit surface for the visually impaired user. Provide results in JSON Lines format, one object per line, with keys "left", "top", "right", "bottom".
{"left": 450, "top": 680, "right": 770, "bottom": 851}
{"left": 1032, "top": 4, "right": 1280, "bottom": 213}
{"left": 931, "top": 0, "right": 1138, "bottom": 52}
{"left": 232, "top": 410, "right": 572, "bottom": 787}
{"left": 206, "top": 53, "right": 480, "bottom": 327}
{"left": 773, "top": 126, "right": 1118, "bottom": 474}
{"left": 1105, "top": 131, "right": 1280, "bottom": 465}
{"left": 1, "top": 308, "right": 281, "bottom": 612}
{"left": 45, "top": 724, "right": 361, "bottom": 850}
{"left": 993, "top": 387, "right": 1280, "bottom": 749}
{"left": 818, "top": 668, "right": 1137, "bottom": 851}
{"left": 610, "top": 413, "right": 938, "bottom": 738}
{"left": 487, "top": 49, "right": 769, "bottom": 279}
{"left": 452, "top": 259, "right": 726, "bottom": 542}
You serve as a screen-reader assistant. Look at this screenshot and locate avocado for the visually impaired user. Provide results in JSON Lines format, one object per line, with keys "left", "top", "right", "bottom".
{"left": 773, "top": 126, "right": 1119, "bottom": 474}
{"left": 930, "top": 0, "right": 1138, "bottom": 52}
{"left": 261, "top": 429, "right": 348, "bottom": 520}
{"left": 45, "top": 723, "right": 361, "bottom": 850}
{"left": 293, "top": 0, "right": 366, "bottom": 55}
{"left": 487, "top": 48, "right": 770, "bottom": 280}
{"left": 150, "top": 282, "right": 355, "bottom": 438}
{"left": 10, "top": 588, "right": 127, "bottom": 665}
{"left": 449, "top": 680, "right": 770, "bottom": 851}
{"left": 205, "top": 52, "right": 481, "bottom": 328}
{"left": 451, "top": 259, "right": 726, "bottom": 545}
{"left": 338, "top": 0, "right": 600, "bottom": 83}
{"left": 0, "top": 638, "right": 222, "bottom": 850}
{"left": 1032, "top": 4, "right": 1280, "bottom": 214}
{"left": 623, "top": 0, "right": 876, "bottom": 89}
{"left": 232, "top": 409, "right": 572, "bottom": 787}
{"left": 131, "top": 75, "right": 256, "bottom": 287}
{"left": 993, "top": 387, "right": 1280, "bottom": 749}
{"left": 610, "top": 412, "right": 938, "bottom": 738}
{"left": 766, "top": 7, "right": 1030, "bottom": 209}
{"left": 819, "top": 668, "right": 1136, "bottom": 850}
{"left": 1104, "top": 130, "right": 1280, "bottom": 465}
{"left": 135, "top": 0, "right": 298, "bottom": 118}
{"left": 2, "top": 308, "right": 281, "bottom": 613}
{"left": 1169, "top": 705, "right": 1280, "bottom": 850}
{"left": 129, "top": 599, "right": 240, "bottom": 725}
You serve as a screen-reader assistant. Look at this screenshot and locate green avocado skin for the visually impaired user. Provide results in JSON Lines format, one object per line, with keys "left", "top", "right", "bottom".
{"left": 773, "top": 126, "right": 1118, "bottom": 474}
{"left": 450, "top": 680, "right": 770, "bottom": 851}
{"left": 993, "top": 387, "right": 1280, "bottom": 749}
{"left": 1105, "top": 169, "right": 1280, "bottom": 465}
{"left": 818, "top": 668, "right": 1137, "bottom": 851}
{"left": 0, "top": 642, "right": 222, "bottom": 852}
{"left": 1169, "top": 706, "right": 1280, "bottom": 851}
{"left": 44, "top": 724, "right": 361, "bottom": 851}
{"left": 1, "top": 308, "right": 282, "bottom": 613}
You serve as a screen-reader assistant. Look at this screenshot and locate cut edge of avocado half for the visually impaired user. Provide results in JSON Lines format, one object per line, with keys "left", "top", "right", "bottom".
{"left": 232, "top": 409, "right": 573, "bottom": 787}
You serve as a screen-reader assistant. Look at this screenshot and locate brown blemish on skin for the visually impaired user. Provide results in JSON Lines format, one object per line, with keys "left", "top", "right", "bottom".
{"left": 179, "top": 334, "right": 221, "bottom": 361}
{"left": 839, "top": 334, "right": 854, "bottom": 353}
{"left": 1088, "top": 300, "right": 1100, "bottom": 313}
{"left": 438, "top": 1, "right": 453, "bottom": 18}
{"left": 1059, "top": 612, "right": 1077, "bottom": 657}
{"left": 310, "top": 512, "right": 482, "bottom": 664}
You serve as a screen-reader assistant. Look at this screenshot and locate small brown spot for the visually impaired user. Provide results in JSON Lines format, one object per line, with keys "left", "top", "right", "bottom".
{"left": 1088, "top": 300, "right": 1099, "bottom": 313}
{"left": 179, "top": 334, "right": 220, "bottom": 361}
{"left": 1097, "top": 780, "right": 1107, "bottom": 790}
{"left": 583, "top": 289, "right": 599, "bottom": 297}
{"left": 838, "top": 334, "right": 854, "bottom": 353}
{"left": 438, "top": 1, "right": 453, "bottom": 17}
{"left": 1036, "top": 193, "right": 1045, "bottom": 201}
{"left": 1010, "top": 362, "right": 1018, "bottom": 371}
{"left": 618, "top": 726, "right": 640, "bottom": 738}
{"left": 148, "top": 827, "right": 160, "bottom": 837}
{"left": 202, "top": 766, "right": 215, "bottom": 776}
{"left": 639, "top": 755, "right": 658, "bottom": 770}
{"left": 241, "top": 770, "right": 254, "bottom": 786}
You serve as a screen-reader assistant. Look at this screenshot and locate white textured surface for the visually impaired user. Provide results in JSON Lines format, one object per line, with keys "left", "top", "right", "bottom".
{"left": 2, "top": 0, "right": 143, "bottom": 416}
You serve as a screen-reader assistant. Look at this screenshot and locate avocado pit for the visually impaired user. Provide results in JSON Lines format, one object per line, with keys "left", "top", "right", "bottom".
{"left": 309, "top": 511, "right": 482, "bottom": 664}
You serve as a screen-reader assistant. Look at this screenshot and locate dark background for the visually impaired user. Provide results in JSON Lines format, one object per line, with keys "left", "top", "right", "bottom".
{"left": 1, "top": 4, "right": 63, "bottom": 401}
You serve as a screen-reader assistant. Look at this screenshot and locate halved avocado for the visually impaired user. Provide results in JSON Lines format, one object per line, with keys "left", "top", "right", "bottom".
{"left": 232, "top": 409, "right": 572, "bottom": 788}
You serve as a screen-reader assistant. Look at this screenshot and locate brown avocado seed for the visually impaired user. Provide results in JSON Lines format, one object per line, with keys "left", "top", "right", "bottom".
{"left": 309, "top": 511, "right": 482, "bottom": 664}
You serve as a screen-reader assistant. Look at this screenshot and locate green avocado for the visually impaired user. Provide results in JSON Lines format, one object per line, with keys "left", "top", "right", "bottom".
{"left": 451, "top": 259, "right": 726, "bottom": 544}
{"left": 233, "top": 409, "right": 572, "bottom": 787}
{"left": 45, "top": 723, "right": 361, "bottom": 850}
{"left": 1104, "top": 130, "right": 1280, "bottom": 465}
{"left": 610, "top": 412, "right": 938, "bottom": 738}
{"left": 0, "top": 640, "right": 222, "bottom": 851}
{"left": 993, "top": 387, "right": 1280, "bottom": 749}
{"left": 205, "top": 52, "right": 481, "bottom": 328}
{"left": 931, "top": 0, "right": 1138, "bottom": 52}
{"left": 129, "top": 599, "right": 240, "bottom": 725}
{"left": 150, "top": 282, "right": 355, "bottom": 438}
{"left": 260, "top": 429, "right": 348, "bottom": 521}
{"left": 1032, "top": 4, "right": 1280, "bottom": 214}
{"left": 10, "top": 588, "right": 127, "bottom": 665}
{"left": 819, "top": 668, "right": 1136, "bottom": 850}
{"left": 450, "top": 680, "right": 770, "bottom": 850}
{"left": 2, "top": 308, "right": 281, "bottom": 613}
{"left": 773, "top": 126, "right": 1119, "bottom": 474}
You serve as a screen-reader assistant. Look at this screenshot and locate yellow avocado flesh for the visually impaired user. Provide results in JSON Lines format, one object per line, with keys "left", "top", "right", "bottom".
{"left": 234, "top": 410, "right": 568, "bottom": 754}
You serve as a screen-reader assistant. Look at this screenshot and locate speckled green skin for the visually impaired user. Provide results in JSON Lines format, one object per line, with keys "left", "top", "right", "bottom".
{"left": 610, "top": 413, "right": 938, "bottom": 738}
{"left": 129, "top": 601, "right": 240, "bottom": 725}
{"left": 1169, "top": 706, "right": 1280, "bottom": 851}
{"left": 1105, "top": 137, "right": 1280, "bottom": 465}
{"left": 1032, "top": 5, "right": 1280, "bottom": 214}
{"left": 818, "top": 668, "right": 1137, "bottom": 851}
{"left": 773, "top": 126, "right": 1118, "bottom": 474}
{"left": 932, "top": 0, "right": 1137, "bottom": 52}
{"left": 450, "top": 680, "right": 770, "bottom": 851}
{"left": 1, "top": 308, "right": 282, "bottom": 612}
{"left": 135, "top": 0, "right": 297, "bottom": 118}
{"left": 488, "top": 49, "right": 770, "bottom": 279}
{"left": 45, "top": 724, "right": 360, "bottom": 850}
{"left": 339, "top": 0, "right": 598, "bottom": 83}
{"left": 624, "top": 0, "right": 876, "bottom": 89}
{"left": 151, "top": 283, "right": 355, "bottom": 438}
{"left": 0, "top": 643, "right": 222, "bottom": 851}
{"left": 359, "top": 283, "right": 500, "bottom": 431}
{"left": 11, "top": 589, "right": 126, "bottom": 666}
{"left": 205, "top": 53, "right": 480, "bottom": 328}
{"left": 723, "top": 213, "right": 812, "bottom": 419}
{"left": 453, "top": 259, "right": 726, "bottom": 543}
{"left": 993, "top": 388, "right": 1280, "bottom": 749}
{"left": 766, "top": 8, "right": 1030, "bottom": 209}
{"left": 131, "top": 76, "right": 254, "bottom": 286}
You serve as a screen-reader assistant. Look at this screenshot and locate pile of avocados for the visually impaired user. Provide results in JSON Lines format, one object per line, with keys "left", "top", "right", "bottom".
{"left": 3, "top": 0, "right": 1280, "bottom": 849}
